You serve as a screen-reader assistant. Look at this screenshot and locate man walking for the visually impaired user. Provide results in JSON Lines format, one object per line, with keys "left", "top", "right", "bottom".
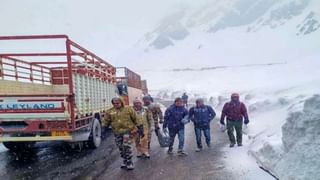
{"left": 220, "top": 93, "right": 249, "bottom": 147}
{"left": 189, "top": 98, "right": 216, "bottom": 152}
{"left": 104, "top": 97, "right": 144, "bottom": 170}
{"left": 133, "top": 99, "right": 153, "bottom": 158}
{"left": 182, "top": 92, "right": 189, "bottom": 108}
{"left": 163, "top": 97, "right": 188, "bottom": 156}
{"left": 143, "top": 95, "right": 164, "bottom": 138}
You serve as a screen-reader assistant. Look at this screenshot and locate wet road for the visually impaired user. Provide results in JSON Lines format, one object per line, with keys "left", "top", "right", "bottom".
{"left": 0, "top": 122, "right": 235, "bottom": 180}
{"left": 96, "top": 123, "right": 233, "bottom": 180}
{"left": 0, "top": 129, "right": 117, "bottom": 180}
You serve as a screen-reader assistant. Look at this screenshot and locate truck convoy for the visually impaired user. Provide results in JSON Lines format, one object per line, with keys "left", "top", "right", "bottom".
{"left": 0, "top": 35, "right": 147, "bottom": 151}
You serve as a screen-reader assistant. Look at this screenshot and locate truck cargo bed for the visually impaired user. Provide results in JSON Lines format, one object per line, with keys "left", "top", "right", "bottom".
{"left": 0, "top": 80, "right": 68, "bottom": 95}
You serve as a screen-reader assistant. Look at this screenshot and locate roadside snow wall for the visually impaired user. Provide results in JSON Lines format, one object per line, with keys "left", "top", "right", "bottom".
{"left": 253, "top": 95, "right": 320, "bottom": 180}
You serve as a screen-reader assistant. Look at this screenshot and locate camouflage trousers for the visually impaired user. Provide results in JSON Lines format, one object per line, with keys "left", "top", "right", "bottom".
{"left": 115, "top": 133, "right": 133, "bottom": 165}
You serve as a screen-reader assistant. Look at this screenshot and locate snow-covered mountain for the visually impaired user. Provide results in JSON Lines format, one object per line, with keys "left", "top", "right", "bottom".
{"left": 117, "top": 0, "right": 319, "bottom": 75}
{"left": 139, "top": 0, "right": 319, "bottom": 50}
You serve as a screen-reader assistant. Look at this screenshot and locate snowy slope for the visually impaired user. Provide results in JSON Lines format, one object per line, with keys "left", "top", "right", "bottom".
{"left": 139, "top": 0, "right": 319, "bottom": 50}
{"left": 117, "top": 0, "right": 320, "bottom": 72}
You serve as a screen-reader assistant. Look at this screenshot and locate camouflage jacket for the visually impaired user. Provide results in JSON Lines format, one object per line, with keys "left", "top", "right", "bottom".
{"left": 134, "top": 107, "right": 153, "bottom": 130}
{"left": 104, "top": 106, "right": 143, "bottom": 135}
{"left": 146, "top": 103, "right": 164, "bottom": 126}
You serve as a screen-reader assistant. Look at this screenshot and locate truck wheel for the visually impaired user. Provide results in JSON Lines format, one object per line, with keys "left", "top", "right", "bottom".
{"left": 2, "top": 142, "right": 35, "bottom": 151}
{"left": 88, "top": 118, "right": 102, "bottom": 148}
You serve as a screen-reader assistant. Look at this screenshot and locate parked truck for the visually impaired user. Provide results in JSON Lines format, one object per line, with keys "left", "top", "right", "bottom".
{"left": 0, "top": 35, "right": 117, "bottom": 151}
{"left": 141, "top": 80, "right": 148, "bottom": 95}
{"left": 116, "top": 67, "right": 145, "bottom": 105}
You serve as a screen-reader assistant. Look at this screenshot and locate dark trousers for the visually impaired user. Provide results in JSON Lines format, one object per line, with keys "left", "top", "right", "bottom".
{"left": 227, "top": 120, "right": 242, "bottom": 144}
{"left": 194, "top": 126, "right": 211, "bottom": 148}
{"left": 168, "top": 128, "right": 185, "bottom": 150}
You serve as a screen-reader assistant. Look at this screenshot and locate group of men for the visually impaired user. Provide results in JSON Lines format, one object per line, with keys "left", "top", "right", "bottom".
{"left": 103, "top": 93, "right": 249, "bottom": 170}
{"left": 103, "top": 96, "right": 163, "bottom": 170}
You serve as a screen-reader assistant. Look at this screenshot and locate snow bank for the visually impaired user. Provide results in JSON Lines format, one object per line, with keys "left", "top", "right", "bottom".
{"left": 251, "top": 95, "right": 320, "bottom": 180}
{"left": 222, "top": 135, "right": 275, "bottom": 180}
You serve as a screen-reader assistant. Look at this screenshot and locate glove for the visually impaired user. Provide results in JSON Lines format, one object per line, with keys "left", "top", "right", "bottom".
{"left": 244, "top": 119, "right": 249, "bottom": 125}
{"left": 163, "top": 128, "right": 168, "bottom": 134}
{"left": 137, "top": 125, "right": 145, "bottom": 138}
{"left": 181, "top": 116, "right": 190, "bottom": 125}
{"left": 220, "top": 119, "right": 225, "bottom": 125}
{"left": 220, "top": 124, "right": 226, "bottom": 132}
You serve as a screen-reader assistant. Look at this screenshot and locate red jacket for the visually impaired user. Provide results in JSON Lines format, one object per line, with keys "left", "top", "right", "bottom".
{"left": 220, "top": 101, "right": 249, "bottom": 122}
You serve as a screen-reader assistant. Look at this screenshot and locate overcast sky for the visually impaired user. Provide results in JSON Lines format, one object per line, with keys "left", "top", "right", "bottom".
{"left": 0, "top": 0, "right": 211, "bottom": 65}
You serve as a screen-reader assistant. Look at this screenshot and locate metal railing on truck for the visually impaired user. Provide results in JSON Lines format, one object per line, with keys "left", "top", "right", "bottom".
{"left": 0, "top": 35, "right": 116, "bottom": 132}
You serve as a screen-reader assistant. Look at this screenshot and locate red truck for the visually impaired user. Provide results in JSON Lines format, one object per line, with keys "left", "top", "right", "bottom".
{"left": 141, "top": 80, "right": 148, "bottom": 95}
{"left": 116, "top": 67, "right": 146, "bottom": 105}
{"left": 0, "top": 35, "right": 117, "bottom": 151}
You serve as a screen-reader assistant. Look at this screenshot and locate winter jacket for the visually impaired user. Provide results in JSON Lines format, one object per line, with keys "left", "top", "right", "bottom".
{"left": 220, "top": 101, "right": 249, "bottom": 122}
{"left": 163, "top": 105, "right": 188, "bottom": 131}
{"left": 146, "top": 103, "right": 164, "bottom": 126}
{"left": 134, "top": 107, "right": 153, "bottom": 130}
{"left": 189, "top": 105, "right": 216, "bottom": 128}
{"left": 104, "top": 99, "right": 143, "bottom": 135}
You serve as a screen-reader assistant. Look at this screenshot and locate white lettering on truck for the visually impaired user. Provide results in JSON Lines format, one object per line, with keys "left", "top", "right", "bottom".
{"left": 0, "top": 103, "right": 58, "bottom": 110}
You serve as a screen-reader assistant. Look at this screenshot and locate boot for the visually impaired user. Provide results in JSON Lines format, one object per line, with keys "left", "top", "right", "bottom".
{"left": 120, "top": 160, "right": 127, "bottom": 169}
{"left": 143, "top": 153, "right": 150, "bottom": 159}
{"left": 126, "top": 162, "right": 134, "bottom": 170}
{"left": 137, "top": 153, "right": 143, "bottom": 158}
{"left": 177, "top": 150, "right": 188, "bottom": 156}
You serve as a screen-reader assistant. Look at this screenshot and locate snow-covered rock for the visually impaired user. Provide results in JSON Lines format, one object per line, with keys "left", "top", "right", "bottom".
{"left": 250, "top": 94, "right": 320, "bottom": 180}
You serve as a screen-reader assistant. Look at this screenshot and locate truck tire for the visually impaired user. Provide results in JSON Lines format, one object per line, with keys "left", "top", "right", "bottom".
{"left": 2, "top": 142, "right": 35, "bottom": 151}
{"left": 88, "top": 118, "right": 102, "bottom": 148}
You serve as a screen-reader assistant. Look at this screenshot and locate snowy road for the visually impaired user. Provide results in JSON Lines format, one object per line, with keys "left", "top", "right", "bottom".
{"left": 0, "top": 122, "right": 275, "bottom": 180}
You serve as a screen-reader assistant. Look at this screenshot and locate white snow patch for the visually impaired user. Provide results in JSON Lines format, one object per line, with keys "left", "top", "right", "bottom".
{"left": 222, "top": 135, "right": 275, "bottom": 180}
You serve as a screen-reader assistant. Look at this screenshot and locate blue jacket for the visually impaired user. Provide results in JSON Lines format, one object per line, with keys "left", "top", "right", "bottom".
{"left": 163, "top": 105, "right": 188, "bottom": 131}
{"left": 189, "top": 105, "right": 216, "bottom": 128}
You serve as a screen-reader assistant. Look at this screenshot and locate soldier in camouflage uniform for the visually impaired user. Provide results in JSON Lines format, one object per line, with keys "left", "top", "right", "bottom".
{"left": 103, "top": 97, "right": 144, "bottom": 170}
{"left": 133, "top": 99, "right": 153, "bottom": 158}
{"left": 142, "top": 96, "right": 164, "bottom": 139}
